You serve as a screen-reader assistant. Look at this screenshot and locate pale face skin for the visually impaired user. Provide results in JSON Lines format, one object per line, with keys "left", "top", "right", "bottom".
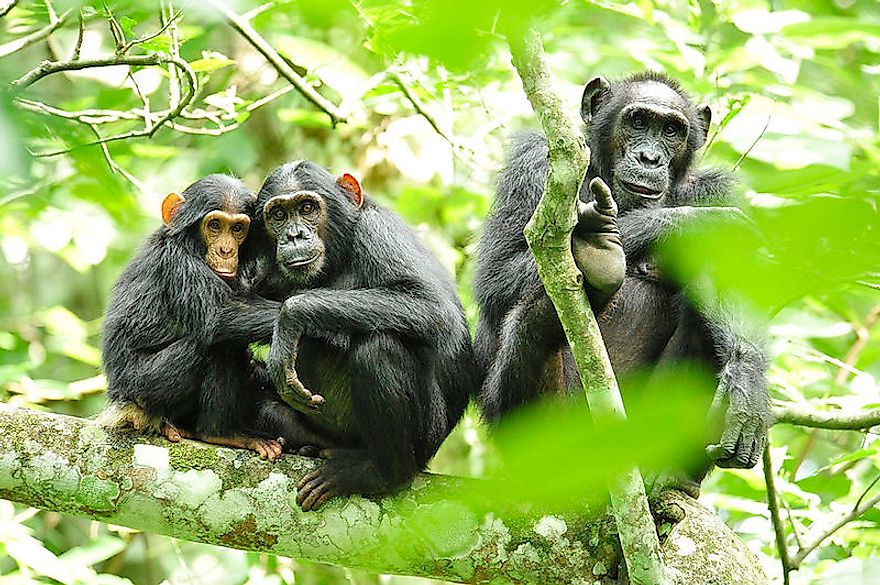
{"left": 199, "top": 210, "right": 250, "bottom": 279}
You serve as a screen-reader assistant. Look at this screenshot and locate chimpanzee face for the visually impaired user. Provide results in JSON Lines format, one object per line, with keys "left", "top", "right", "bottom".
{"left": 263, "top": 191, "right": 327, "bottom": 284}
{"left": 611, "top": 81, "right": 692, "bottom": 205}
{"left": 199, "top": 210, "right": 250, "bottom": 280}
{"left": 581, "top": 75, "right": 712, "bottom": 211}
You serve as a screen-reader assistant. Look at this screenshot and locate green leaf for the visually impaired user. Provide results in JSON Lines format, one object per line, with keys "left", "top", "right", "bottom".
{"left": 189, "top": 51, "right": 236, "bottom": 73}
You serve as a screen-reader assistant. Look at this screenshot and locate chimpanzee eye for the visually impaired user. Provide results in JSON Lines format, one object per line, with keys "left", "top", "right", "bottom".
{"left": 271, "top": 207, "right": 286, "bottom": 221}
{"left": 631, "top": 113, "right": 647, "bottom": 130}
{"left": 300, "top": 201, "right": 315, "bottom": 214}
{"left": 663, "top": 123, "right": 680, "bottom": 137}
{"left": 232, "top": 222, "right": 244, "bottom": 233}
{"left": 207, "top": 219, "right": 221, "bottom": 231}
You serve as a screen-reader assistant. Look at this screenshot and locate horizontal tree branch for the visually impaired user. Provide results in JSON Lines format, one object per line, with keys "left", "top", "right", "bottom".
{"left": 772, "top": 403, "right": 880, "bottom": 430}
{"left": 0, "top": 405, "right": 765, "bottom": 584}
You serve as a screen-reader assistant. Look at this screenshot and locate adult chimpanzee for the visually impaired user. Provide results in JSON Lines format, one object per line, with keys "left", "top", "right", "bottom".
{"left": 474, "top": 71, "right": 770, "bottom": 472}
{"left": 252, "top": 160, "right": 476, "bottom": 511}
{"left": 100, "top": 174, "right": 328, "bottom": 459}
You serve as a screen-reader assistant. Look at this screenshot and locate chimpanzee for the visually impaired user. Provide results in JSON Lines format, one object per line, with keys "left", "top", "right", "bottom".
{"left": 474, "top": 71, "right": 770, "bottom": 472}
{"left": 100, "top": 174, "right": 328, "bottom": 459}
{"left": 251, "top": 160, "right": 476, "bottom": 510}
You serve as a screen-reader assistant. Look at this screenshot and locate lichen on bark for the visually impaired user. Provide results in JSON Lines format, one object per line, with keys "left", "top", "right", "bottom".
{"left": 0, "top": 405, "right": 764, "bottom": 583}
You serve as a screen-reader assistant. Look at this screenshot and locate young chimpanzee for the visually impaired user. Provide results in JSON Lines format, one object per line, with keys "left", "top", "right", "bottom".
{"left": 475, "top": 71, "right": 770, "bottom": 474}
{"left": 100, "top": 174, "right": 328, "bottom": 459}
{"left": 252, "top": 160, "right": 476, "bottom": 510}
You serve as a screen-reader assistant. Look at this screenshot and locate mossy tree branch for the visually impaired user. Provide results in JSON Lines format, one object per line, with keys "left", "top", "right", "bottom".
{"left": 0, "top": 405, "right": 765, "bottom": 584}
{"left": 506, "top": 29, "right": 666, "bottom": 584}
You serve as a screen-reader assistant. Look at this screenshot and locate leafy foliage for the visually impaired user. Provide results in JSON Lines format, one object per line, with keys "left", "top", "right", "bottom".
{"left": 1, "top": 0, "right": 879, "bottom": 584}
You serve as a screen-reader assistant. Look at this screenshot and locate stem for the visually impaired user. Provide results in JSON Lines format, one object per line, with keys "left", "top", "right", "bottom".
{"left": 762, "top": 444, "right": 792, "bottom": 584}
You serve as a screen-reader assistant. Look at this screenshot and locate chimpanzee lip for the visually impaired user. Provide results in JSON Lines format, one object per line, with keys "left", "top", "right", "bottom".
{"left": 215, "top": 270, "right": 236, "bottom": 279}
{"left": 286, "top": 254, "right": 320, "bottom": 267}
{"left": 621, "top": 181, "right": 663, "bottom": 199}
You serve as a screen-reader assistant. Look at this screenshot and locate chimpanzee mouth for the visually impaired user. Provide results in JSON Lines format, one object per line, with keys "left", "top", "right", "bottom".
{"left": 621, "top": 181, "right": 663, "bottom": 199}
{"left": 286, "top": 254, "right": 320, "bottom": 267}
{"left": 215, "top": 270, "right": 236, "bottom": 280}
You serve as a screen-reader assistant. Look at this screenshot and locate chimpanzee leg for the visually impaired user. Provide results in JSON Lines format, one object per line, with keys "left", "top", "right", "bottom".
{"left": 193, "top": 349, "right": 284, "bottom": 460}
{"left": 480, "top": 287, "right": 568, "bottom": 421}
{"left": 295, "top": 333, "right": 424, "bottom": 511}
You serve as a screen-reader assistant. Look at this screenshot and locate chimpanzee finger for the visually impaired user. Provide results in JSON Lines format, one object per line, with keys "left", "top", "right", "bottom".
{"left": 297, "top": 470, "right": 322, "bottom": 491}
{"left": 318, "top": 448, "right": 337, "bottom": 459}
{"left": 296, "top": 473, "right": 329, "bottom": 508}
{"left": 589, "top": 177, "right": 617, "bottom": 216}
{"left": 266, "top": 440, "right": 283, "bottom": 461}
{"left": 310, "top": 491, "right": 336, "bottom": 511}
{"left": 310, "top": 394, "right": 325, "bottom": 406}
{"left": 300, "top": 478, "right": 334, "bottom": 511}
{"left": 710, "top": 419, "right": 744, "bottom": 467}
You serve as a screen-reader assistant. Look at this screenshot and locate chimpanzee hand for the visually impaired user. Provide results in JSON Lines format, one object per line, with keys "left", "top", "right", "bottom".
{"left": 267, "top": 324, "right": 324, "bottom": 412}
{"left": 705, "top": 372, "right": 771, "bottom": 469}
{"left": 572, "top": 177, "right": 626, "bottom": 296}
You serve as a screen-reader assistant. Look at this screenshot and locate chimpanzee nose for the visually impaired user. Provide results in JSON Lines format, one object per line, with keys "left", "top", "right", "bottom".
{"left": 639, "top": 151, "right": 661, "bottom": 167}
{"left": 219, "top": 245, "right": 234, "bottom": 257}
{"left": 286, "top": 225, "right": 308, "bottom": 242}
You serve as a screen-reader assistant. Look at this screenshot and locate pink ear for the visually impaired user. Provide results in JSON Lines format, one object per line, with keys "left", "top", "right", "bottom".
{"left": 336, "top": 173, "right": 363, "bottom": 208}
{"left": 161, "top": 192, "right": 186, "bottom": 225}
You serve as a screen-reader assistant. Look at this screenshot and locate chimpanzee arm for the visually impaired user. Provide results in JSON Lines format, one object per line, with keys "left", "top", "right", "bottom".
{"left": 480, "top": 287, "right": 568, "bottom": 421}
{"left": 276, "top": 287, "right": 445, "bottom": 341}
{"left": 206, "top": 295, "right": 281, "bottom": 345}
{"left": 618, "top": 205, "right": 756, "bottom": 261}
{"left": 698, "top": 298, "right": 772, "bottom": 469}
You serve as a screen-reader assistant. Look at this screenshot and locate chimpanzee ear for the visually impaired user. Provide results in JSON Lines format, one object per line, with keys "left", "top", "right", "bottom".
{"left": 161, "top": 192, "right": 186, "bottom": 226}
{"left": 581, "top": 76, "right": 610, "bottom": 124}
{"left": 697, "top": 104, "right": 712, "bottom": 146}
{"left": 336, "top": 173, "right": 363, "bottom": 208}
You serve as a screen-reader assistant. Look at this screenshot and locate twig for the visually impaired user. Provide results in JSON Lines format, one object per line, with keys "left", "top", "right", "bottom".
{"left": 0, "top": 1, "right": 70, "bottom": 58}
{"left": 12, "top": 53, "right": 197, "bottom": 155}
{"left": 207, "top": 0, "right": 345, "bottom": 125}
{"left": 734, "top": 110, "right": 771, "bottom": 170}
{"left": 71, "top": 10, "right": 85, "bottom": 60}
{"left": 762, "top": 444, "right": 792, "bottom": 584}
{"left": 118, "top": 6, "right": 184, "bottom": 54}
{"left": 791, "top": 489, "right": 880, "bottom": 567}
{"left": 836, "top": 305, "right": 880, "bottom": 385}
{"left": 772, "top": 403, "right": 880, "bottom": 430}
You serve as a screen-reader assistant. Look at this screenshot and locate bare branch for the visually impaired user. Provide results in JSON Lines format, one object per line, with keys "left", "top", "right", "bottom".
{"left": 71, "top": 10, "right": 85, "bottom": 60}
{"left": 208, "top": 0, "right": 345, "bottom": 125}
{"left": 791, "top": 490, "right": 880, "bottom": 567}
{"left": 772, "top": 403, "right": 880, "bottom": 430}
{"left": 0, "top": 2, "right": 71, "bottom": 59}
{"left": 762, "top": 445, "right": 792, "bottom": 584}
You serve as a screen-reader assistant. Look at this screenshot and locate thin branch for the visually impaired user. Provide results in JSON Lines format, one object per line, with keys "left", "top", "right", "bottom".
{"left": 208, "top": 0, "right": 345, "bottom": 125}
{"left": 733, "top": 111, "right": 771, "bottom": 170}
{"left": 762, "top": 444, "right": 792, "bottom": 584}
{"left": 118, "top": 5, "right": 184, "bottom": 54}
{"left": 835, "top": 305, "right": 880, "bottom": 385}
{"left": 12, "top": 53, "right": 197, "bottom": 155}
{"left": 772, "top": 403, "right": 880, "bottom": 430}
{"left": 71, "top": 10, "right": 85, "bottom": 60}
{"left": 0, "top": 2, "right": 70, "bottom": 58}
{"left": 791, "top": 490, "right": 880, "bottom": 567}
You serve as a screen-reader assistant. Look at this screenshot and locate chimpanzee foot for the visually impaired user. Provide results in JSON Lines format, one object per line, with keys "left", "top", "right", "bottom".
{"left": 160, "top": 422, "right": 191, "bottom": 443}
{"left": 282, "top": 369, "right": 325, "bottom": 410}
{"left": 199, "top": 435, "right": 284, "bottom": 461}
{"left": 295, "top": 451, "right": 388, "bottom": 511}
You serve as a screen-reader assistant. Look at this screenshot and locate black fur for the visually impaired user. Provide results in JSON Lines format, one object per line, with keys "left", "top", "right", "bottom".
{"left": 255, "top": 161, "right": 476, "bottom": 510}
{"left": 101, "top": 174, "right": 326, "bottom": 453}
{"left": 474, "top": 72, "right": 770, "bottom": 471}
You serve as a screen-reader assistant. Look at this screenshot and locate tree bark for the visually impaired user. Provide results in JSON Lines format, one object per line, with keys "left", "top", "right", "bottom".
{"left": 0, "top": 405, "right": 764, "bottom": 584}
